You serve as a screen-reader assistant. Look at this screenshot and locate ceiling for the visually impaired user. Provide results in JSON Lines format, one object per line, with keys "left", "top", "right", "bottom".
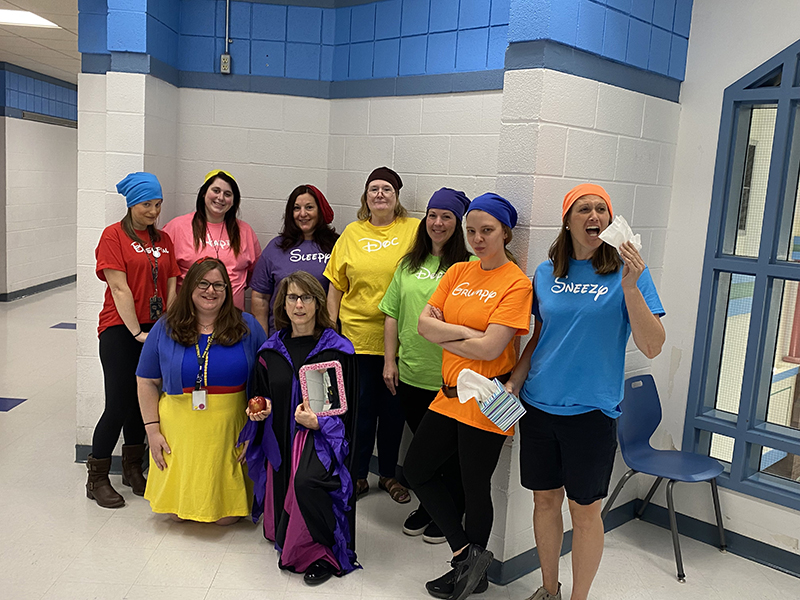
{"left": 0, "top": 0, "right": 79, "bottom": 84}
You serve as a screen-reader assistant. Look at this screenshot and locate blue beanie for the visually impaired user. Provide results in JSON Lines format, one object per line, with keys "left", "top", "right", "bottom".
{"left": 427, "top": 188, "right": 471, "bottom": 221}
{"left": 116, "top": 172, "right": 163, "bottom": 208}
{"left": 467, "top": 193, "right": 518, "bottom": 229}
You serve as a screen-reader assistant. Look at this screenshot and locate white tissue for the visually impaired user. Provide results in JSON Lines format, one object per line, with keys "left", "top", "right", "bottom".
{"left": 456, "top": 369, "right": 497, "bottom": 405}
{"left": 598, "top": 215, "right": 642, "bottom": 252}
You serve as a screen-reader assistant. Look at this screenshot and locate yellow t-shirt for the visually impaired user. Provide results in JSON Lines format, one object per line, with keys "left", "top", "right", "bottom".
{"left": 427, "top": 260, "right": 533, "bottom": 436}
{"left": 324, "top": 217, "right": 420, "bottom": 354}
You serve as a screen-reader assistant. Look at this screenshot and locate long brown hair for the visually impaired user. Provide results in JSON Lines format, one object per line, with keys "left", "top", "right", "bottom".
{"left": 401, "top": 211, "right": 472, "bottom": 274}
{"left": 502, "top": 225, "right": 518, "bottom": 265}
{"left": 278, "top": 185, "right": 339, "bottom": 253}
{"left": 548, "top": 210, "right": 622, "bottom": 278}
{"left": 165, "top": 258, "right": 248, "bottom": 346}
{"left": 273, "top": 271, "right": 335, "bottom": 336}
{"left": 191, "top": 172, "right": 242, "bottom": 256}
{"left": 121, "top": 209, "right": 162, "bottom": 247}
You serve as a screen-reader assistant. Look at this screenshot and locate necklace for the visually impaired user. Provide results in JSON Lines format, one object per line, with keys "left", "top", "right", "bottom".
{"left": 198, "top": 322, "right": 215, "bottom": 332}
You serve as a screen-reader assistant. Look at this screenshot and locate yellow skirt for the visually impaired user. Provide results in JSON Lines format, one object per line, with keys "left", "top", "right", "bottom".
{"left": 144, "top": 390, "right": 253, "bottom": 522}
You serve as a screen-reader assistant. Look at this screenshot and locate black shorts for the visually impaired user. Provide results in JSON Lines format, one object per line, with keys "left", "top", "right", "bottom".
{"left": 519, "top": 405, "right": 617, "bottom": 505}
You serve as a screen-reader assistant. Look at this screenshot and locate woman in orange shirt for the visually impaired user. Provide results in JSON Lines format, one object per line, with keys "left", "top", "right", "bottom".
{"left": 404, "top": 194, "right": 532, "bottom": 600}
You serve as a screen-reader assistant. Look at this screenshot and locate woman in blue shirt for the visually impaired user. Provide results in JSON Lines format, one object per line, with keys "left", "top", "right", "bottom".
{"left": 506, "top": 183, "right": 665, "bottom": 600}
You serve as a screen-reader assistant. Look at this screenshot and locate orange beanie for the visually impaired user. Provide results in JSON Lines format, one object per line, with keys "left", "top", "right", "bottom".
{"left": 562, "top": 183, "right": 613, "bottom": 220}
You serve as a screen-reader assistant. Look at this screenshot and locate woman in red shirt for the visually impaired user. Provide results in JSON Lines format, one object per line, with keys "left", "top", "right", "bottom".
{"left": 87, "top": 172, "right": 179, "bottom": 509}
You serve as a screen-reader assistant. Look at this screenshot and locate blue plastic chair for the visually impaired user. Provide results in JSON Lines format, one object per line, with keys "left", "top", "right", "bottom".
{"left": 600, "top": 375, "right": 727, "bottom": 582}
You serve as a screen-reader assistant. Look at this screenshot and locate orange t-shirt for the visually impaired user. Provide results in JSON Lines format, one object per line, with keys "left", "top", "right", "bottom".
{"left": 427, "top": 260, "right": 533, "bottom": 436}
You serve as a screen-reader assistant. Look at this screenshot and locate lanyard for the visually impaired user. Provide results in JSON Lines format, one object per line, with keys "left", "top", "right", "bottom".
{"left": 194, "top": 332, "right": 214, "bottom": 389}
{"left": 143, "top": 232, "right": 160, "bottom": 295}
{"left": 206, "top": 224, "right": 226, "bottom": 259}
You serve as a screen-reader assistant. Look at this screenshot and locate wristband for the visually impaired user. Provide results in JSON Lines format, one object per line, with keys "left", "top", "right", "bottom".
{"left": 144, "top": 420, "right": 159, "bottom": 426}
{"left": 133, "top": 329, "right": 143, "bottom": 338}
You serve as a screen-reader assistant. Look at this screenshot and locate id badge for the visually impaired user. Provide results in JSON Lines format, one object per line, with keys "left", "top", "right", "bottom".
{"left": 192, "top": 389, "right": 208, "bottom": 411}
{"left": 150, "top": 296, "right": 163, "bottom": 320}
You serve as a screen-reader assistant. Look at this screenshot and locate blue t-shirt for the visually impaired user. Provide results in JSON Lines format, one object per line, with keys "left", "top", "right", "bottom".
{"left": 520, "top": 258, "right": 665, "bottom": 418}
{"left": 137, "top": 333, "right": 249, "bottom": 391}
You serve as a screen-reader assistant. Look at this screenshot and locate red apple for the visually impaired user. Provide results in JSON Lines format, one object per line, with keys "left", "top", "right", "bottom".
{"left": 248, "top": 396, "right": 268, "bottom": 414}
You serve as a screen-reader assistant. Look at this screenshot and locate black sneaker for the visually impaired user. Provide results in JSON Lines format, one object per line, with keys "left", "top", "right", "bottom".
{"left": 422, "top": 521, "right": 447, "bottom": 544}
{"left": 450, "top": 544, "right": 493, "bottom": 600}
{"left": 403, "top": 508, "right": 432, "bottom": 536}
{"left": 425, "top": 567, "right": 489, "bottom": 599}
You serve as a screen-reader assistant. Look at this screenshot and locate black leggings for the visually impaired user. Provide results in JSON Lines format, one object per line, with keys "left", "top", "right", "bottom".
{"left": 404, "top": 410, "right": 506, "bottom": 552}
{"left": 91, "top": 324, "right": 150, "bottom": 459}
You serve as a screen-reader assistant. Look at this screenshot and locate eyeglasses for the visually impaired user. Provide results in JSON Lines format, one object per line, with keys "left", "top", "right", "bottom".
{"left": 197, "top": 280, "right": 227, "bottom": 292}
{"left": 286, "top": 293, "right": 315, "bottom": 304}
{"left": 367, "top": 185, "right": 395, "bottom": 196}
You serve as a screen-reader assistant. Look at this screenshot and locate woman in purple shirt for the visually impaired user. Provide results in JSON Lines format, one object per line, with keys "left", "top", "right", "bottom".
{"left": 251, "top": 185, "right": 339, "bottom": 335}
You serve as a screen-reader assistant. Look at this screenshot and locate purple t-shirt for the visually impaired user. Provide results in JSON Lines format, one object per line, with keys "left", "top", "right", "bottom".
{"left": 251, "top": 237, "right": 331, "bottom": 334}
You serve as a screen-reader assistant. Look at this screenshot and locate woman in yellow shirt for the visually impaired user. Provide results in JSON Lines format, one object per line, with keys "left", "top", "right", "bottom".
{"left": 324, "top": 167, "right": 419, "bottom": 502}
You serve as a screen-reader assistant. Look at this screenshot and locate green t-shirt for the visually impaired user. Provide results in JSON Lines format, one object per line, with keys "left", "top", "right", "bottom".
{"left": 379, "top": 254, "right": 476, "bottom": 391}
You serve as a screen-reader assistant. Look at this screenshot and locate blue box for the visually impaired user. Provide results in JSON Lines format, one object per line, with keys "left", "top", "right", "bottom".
{"left": 602, "top": 10, "right": 628, "bottom": 62}
{"left": 652, "top": 0, "right": 676, "bottom": 30}
{"left": 669, "top": 33, "right": 688, "bottom": 79}
{"left": 351, "top": 4, "right": 375, "bottom": 42}
{"left": 488, "top": 25, "right": 508, "bottom": 69}
{"left": 349, "top": 41, "right": 374, "bottom": 79}
{"left": 322, "top": 8, "right": 335, "bottom": 45}
{"left": 332, "top": 45, "right": 349, "bottom": 80}
{"left": 550, "top": 0, "right": 579, "bottom": 46}
{"left": 673, "top": 0, "right": 692, "bottom": 37}
{"left": 648, "top": 26, "right": 671, "bottom": 75}
{"left": 374, "top": 38, "right": 400, "bottom": 78}
{"left": 286, "top": 42, "right": 321, "bottom": 80}
{"left": 107, "top": 9, "right": 147, "bottom": 52}
{"left": 180, "top": 0, "right": 216, "bottom": 37}
{"left": 606, "top": 0, "right": 631, "bottom": 12}
{"left": 430, "top": 0, "right": 458, "bottom": 33}
{"left": 334, "top": 7, "right": 351, "bottom": 44}
{"left": 631, "top": 0, "right": 655, "bottom": 22}
{"left": 577, "top": 0, "right": 605, "bottom": 55}
{"left": 178, "top": 34, "right": 215, "bottom": 72}
{"left": 459, "top": 0, "right": 491, "bottom": 30}
{"left": 226, "top": 2, "right": 252, "bottom": 40}
{"left": 401, "top": 0, "right": 429, "bottom": 37}
{"left": 287, "top": 6, "right": 322, "bottom": 44}
{"left": 399, "top": 35, "right": 427, "bottom": 76}
{"left": 252, "top": 4, "right": 286, "bottom": 41}
{"left": 320, "top": 44, "right": 334, "bottom": 80}
{"left": 427, "top": 31, "right": 457, "bottom": 74}
{"left": 251, "top": 40, "right": 285, "bottom": 77}
{"left": 375, "top": 0, "right": 401, "bottom": 40}
{"left": 78, "top": 13, "right": 107, "bottom": 54}
{"left": 456, "top": 28, "right": 488, "bottom": 72}
{"left": 626, "top": 18, "right": 651, "bottom": 69}
{"left": 490, "top": 0, "right": 510, "bottom": 26}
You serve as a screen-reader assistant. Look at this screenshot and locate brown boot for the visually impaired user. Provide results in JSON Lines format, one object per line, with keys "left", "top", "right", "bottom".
{"left": 121, "top": 444, "right": 147, "bottom": 496}
{"left": 86, "top": 455, "right": 125, "bottom": 508}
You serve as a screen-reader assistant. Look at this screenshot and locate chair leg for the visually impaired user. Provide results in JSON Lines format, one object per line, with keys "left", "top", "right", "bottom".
{"left": 710, "top": 479, "right": 727, "bottom": 553}
{"left": 636, "top": 477, "right": 664, "bottom": 518}
{"left": 601, "top": 468, "right": 636, "bottom": 521}
{"left": 665, "top": 480, "right": 686, "bottom": 583}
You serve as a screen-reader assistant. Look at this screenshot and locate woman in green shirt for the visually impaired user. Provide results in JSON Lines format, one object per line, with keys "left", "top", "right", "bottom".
{"left": 379, "top": 188, "right": 473, "bottom": 544}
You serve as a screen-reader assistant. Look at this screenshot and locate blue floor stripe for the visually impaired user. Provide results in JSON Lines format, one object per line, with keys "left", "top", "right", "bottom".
{"left": 51, "top": 322, "right": 76, "bottom": 329}
{"left": 0, "top": 397, "right": 26, "bottom": 411}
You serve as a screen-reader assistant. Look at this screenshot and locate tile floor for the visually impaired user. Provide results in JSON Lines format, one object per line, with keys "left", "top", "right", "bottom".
{"left": 1, "top": 284, "right": 798, "bottom": 599}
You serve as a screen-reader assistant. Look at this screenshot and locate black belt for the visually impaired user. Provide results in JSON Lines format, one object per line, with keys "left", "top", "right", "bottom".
{"left": 441, "top": 372, "right": 511, "bottom": 398}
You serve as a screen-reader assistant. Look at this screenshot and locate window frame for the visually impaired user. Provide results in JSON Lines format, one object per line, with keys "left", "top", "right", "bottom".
{"left": 685, "top": 39, "right": 800, "bottom": 511}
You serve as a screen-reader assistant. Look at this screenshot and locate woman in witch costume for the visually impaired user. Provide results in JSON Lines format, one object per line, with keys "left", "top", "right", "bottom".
{"left": 240, "top": 270, "right": 360, "bottom": 585}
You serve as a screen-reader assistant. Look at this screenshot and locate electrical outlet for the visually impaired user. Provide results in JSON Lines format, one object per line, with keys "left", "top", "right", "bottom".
{"left": 220, "top": 53, "right": 231, "bottom": 74}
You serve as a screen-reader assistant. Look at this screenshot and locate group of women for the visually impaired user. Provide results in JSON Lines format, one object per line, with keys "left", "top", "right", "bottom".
{"left": 87, "top": 166, "right": 665, "bottom": 600}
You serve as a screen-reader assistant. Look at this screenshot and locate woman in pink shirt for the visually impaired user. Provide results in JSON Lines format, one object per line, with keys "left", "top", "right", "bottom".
{"left": 163, "top": 170, "right": 261, "bottom": 310}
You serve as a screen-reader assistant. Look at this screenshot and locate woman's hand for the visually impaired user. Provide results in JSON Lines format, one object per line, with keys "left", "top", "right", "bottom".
{"left": 246, "top": 398, "right": 272, "bottom": 421}
{"left": 236, "top": 439, "right": 250, "bottom": 464}
{"left": 135, "top": 331, "right": 148, "bottom": 343}
{"left": 504, "top": 380, "right": 519, "bottom": 396}
{"left": 430, "top": 306, "right": 445, "bottom": 321}
{"left": 620, "top": 241, "right": 646, "bottom": 291}
{"left": 295, "top": 397, "right": 320, "bottom": 430}
{"left": 147, "top": 429, "right": 171, "bottom": 471}
{"left": 383, "top": 359, "right": 399, "bottom": 395}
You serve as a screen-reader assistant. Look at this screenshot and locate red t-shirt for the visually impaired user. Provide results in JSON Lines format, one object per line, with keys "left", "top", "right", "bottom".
{"left": 95, "top": 222, "right": 180, "bottom": 336}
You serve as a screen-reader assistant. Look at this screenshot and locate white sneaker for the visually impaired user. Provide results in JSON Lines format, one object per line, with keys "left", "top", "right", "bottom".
{"left": 526, "top": 583, "right": 562, "bottom": 600}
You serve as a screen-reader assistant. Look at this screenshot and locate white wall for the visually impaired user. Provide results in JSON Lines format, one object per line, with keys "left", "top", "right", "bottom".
{"left": 493, "top": 67, "right": 680, "bottom": 561}
{"left": 3, "top": 117, "right": 76, "bottom": 294}
{"left": 652, "top": 0, "right": 800, "bottom": 555}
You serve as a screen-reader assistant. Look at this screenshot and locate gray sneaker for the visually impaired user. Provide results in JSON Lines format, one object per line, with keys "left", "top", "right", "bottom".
{"left": 526, "top": 583, "right": 562, "bottom": 600}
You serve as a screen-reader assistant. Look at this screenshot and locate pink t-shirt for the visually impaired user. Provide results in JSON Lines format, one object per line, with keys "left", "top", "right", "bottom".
{"left": 162, "top": 212, "right": 261, "bottom": 310}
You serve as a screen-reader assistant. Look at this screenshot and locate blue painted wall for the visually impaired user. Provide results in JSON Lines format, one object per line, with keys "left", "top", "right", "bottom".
{"left": 510, "top": 0, "right": 692, "bottom": 79}
{"left": 0, "top": 65, "right": 78, "bottom": 122}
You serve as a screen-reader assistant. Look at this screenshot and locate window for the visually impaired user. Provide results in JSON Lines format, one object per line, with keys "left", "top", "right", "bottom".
{"left": 686, "top": 39, "right": 800, "bottom": 509}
